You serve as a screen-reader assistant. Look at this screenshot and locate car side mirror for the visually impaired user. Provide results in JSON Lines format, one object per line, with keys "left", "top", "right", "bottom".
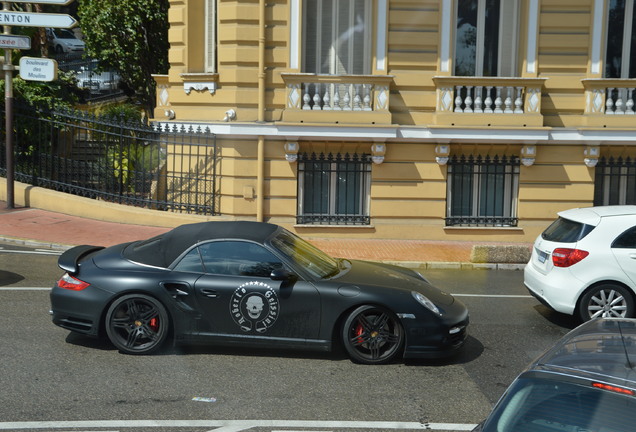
{"left": 270, "top": 268, "right": 297, "bottom": 281}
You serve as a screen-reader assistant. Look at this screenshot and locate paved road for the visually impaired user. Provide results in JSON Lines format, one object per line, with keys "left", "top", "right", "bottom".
{"left": 0, "top": 243, "right": 577, "bottom": 432}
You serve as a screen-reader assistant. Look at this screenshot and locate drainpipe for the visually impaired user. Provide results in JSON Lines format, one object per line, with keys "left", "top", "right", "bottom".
{"left": 256, "top": 0, "right": 266, "bottom": 222}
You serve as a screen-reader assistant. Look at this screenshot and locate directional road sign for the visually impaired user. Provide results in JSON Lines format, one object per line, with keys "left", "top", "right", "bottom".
{"left": 0, "top": 34, "right": 30, "bottom": 50}
{"left": 6, "top": 0, "right": 74, "bottom": 4}
{"left": 0, "top": 11, "right": 77, "bottom": 28}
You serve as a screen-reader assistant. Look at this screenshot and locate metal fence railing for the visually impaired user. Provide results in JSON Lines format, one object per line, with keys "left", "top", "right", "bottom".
{"left": 1, "top": 104, "right": 218, "bottom": 215}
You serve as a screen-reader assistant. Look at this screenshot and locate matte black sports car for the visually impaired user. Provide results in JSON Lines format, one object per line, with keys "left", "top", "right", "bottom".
{"left": 50, "top": 221, "right": 469, "bottom": 364}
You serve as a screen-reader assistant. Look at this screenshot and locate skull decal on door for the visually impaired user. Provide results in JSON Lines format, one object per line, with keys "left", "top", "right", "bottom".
{"left": 230, "top": 281, "right": 279, "bottom": 333}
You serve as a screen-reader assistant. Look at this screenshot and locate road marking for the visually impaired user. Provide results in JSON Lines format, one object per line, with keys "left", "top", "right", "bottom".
{"left": 0, "top": 249, "right": 61, "bottom": 255}
{"left": 453, "top": 294, "right": 533, "bottom": 298}
{"left": 0, "top": 420, "right": 477, "bottom": 431}
{"left": 0, "top": 287, "right": 51, "bottom": 291}
{"left": 1, "top": 287, "right": 531, "bottom": 300}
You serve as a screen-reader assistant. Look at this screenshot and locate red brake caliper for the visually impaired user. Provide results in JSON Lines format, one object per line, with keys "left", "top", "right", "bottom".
{"left": 149, "top": 317, "right": 159, "bottom": 332}
{"left": 355, "top": 323, "right": 364, "bottom": 344}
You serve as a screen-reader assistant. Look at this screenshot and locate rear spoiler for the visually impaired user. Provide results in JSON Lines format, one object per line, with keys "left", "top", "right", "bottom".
{"left": 58, "top": 245, "right": 105, "bottom": 274}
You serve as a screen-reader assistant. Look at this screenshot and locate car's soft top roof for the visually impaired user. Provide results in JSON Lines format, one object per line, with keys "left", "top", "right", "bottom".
{"left": 123, "top": 221, "right": 280, "bottom": 268}
{"left": 533, "top": 318, "right": 636, "bottom": 386}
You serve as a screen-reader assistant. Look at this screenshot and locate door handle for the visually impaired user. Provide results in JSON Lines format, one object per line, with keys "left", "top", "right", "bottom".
{"left": 201, "top": 289, "right": 219, "bottom": 298}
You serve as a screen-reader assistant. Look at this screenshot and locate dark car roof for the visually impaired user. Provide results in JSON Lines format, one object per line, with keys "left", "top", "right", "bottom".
{"left": 531, "top": 318, "right": 636, "bottom": 388}
{"left": 122, "top": 221, "right": 280, "bottom": 268}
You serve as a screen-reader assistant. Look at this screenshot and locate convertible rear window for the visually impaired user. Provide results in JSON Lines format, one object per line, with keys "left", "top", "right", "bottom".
{"left": 541, "top": 217, "right": 595, "bottom": 243}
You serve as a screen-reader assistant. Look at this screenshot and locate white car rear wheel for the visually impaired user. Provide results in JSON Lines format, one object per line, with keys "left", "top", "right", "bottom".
{"left": 578, "top": 283, "right": 635, "bottom": 322}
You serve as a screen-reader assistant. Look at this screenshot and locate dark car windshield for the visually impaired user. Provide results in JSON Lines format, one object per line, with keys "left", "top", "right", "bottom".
{"left": 541, "top": 217, "right": 595, "bottom": 243}
{"left": 481, "top": 375, "right": 636, "bottom": 432}
{"left": 270, "top": 230, "right": 339, "bottom": 279}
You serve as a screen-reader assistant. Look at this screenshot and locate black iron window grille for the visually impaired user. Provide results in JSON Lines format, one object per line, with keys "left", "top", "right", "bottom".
{"left": 446, "top": 154, "right": 520, "bottom": 227}
{"left": 594, "top": 156, "right": 636, "bottom": 205}
{"left": 297, "top": 152, "right": 371, "bottom": 225}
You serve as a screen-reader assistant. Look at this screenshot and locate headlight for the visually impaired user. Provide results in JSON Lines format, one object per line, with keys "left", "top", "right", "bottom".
{"left": 412, "top": 291, "right": 441, "bottom": 315}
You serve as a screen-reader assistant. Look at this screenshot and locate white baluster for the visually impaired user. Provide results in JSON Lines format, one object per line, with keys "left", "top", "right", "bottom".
{"left": 312, "top": 83, "right": 322, "bottom": 110}
{"left": 484, "top": 86, "right": 493, "bottom": 113}
{"left": 323, "top": 83, "right": 332, "bottom": 110}
{"left": 606, "top": 88, "right": 615, "bottom": 114}
{"left": 353, "top": 84, "right": 362, "bottom": 111}
{"left": 473, "top": 86, "right": 483, "bottom": 113}
{"left": 302, "top": 83, "right": 311, "bottom": 110}
{"left": 455, "top": 85, "right": 464, "bottom": 112}
{"left": 615, "top": 88, "right": 626, "bottom": 114}
{"left": 464, "top": 86, "right": 474, "bottom": 113}
{"left": 343, "top": 85, "right": 351, "bottom": 110}
{"left": 363, "top": 84, "right": 372, "bottom": 111}
{"left": 514, "top": 87, "right": 524, "bottom": 113}
{"left": 627, "top": 88, "right": 635, "bottom": 114}
{"left": 504, "top": 86, "right": 513, "bottom": 113}
{"left": 332, "top": 84, "right": 341, "bottom": 110}
{"left": 494, "top": 87, "right": 503, "bottom": 113}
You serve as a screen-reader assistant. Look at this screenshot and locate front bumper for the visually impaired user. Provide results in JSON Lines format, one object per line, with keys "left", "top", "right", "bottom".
{"left": 401, "top": 298, "right": 469, "bottom": 359}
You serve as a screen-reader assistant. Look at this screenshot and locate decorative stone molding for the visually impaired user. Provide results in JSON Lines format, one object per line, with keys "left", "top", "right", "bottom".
{"left": 284, "top": 142, "right": 299, "bottom": 162}
{"left": 584, "top": 145, "right": 600, "bottom": 167}
{"left": 180, "top": 73, "right": 219, "bottom": 95}
{"left": 435, "top": 144, "right": 450, "bottom": 165}
{"left": 371, "top": 143, "right": 386, "bottom": 164}
{"left": 521, "top": 144, "right": 537, "bottom": 166}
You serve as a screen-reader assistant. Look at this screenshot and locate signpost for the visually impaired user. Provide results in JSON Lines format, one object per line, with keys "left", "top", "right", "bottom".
{"left": 0, "top": 34, "right": 30, "bottom": 49}
{"left": 2, "top": 0, "right": 76, "bottom": 209}
{"left": 19, "top": 57, "right": 57, "bottom": 82}
{"left": 0, "top": 11, "right": 77, "bottom": 28}
{"left": 5, "top": 0, "right": 74, "bottom": 4}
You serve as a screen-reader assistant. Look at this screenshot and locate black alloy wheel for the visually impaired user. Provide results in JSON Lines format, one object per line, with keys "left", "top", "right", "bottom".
{"left": 578, "top": 283, "right": 635, "bottom": 322}
{"left": 105, "top": 294, "right": 169, "bottom": 354}
{"left": 342, "top": 305, "right": 404, "bottom": 365}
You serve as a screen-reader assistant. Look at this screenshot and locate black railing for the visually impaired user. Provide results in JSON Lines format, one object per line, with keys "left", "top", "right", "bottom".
{"left": 446, "top": 154, "right": 520, "bottom": 227}
{"left": 594, "top": 156, "right": 636, "bottom": 206}
{"left": 1, "top": 104, "right": 217, "bottom": 215}
{"left": 296, "top": 152, "right": 371, "bottom": 225}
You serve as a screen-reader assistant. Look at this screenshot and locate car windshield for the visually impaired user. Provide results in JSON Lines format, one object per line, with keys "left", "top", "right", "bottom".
{"left": 481, "top": 375, "right": 636, "bottom": 432}
{"left": 270, "top": 230, "right": 340, "bottom": 279}
{"left": 54, "top": 29, "right": 77, "bottom": 39}
{"left": 541, "top": 217, "right": 595, "bottom": 243}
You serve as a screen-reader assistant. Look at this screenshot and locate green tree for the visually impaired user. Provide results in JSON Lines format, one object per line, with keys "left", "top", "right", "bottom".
{"left": 78, "top": 0, "right": 169, "bottom": 115}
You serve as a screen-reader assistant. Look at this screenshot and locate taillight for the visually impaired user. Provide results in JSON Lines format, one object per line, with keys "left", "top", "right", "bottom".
{"left": 57, "top": 273, "right": 90, "bottom": 291}
{"left": 552, "top": 248, "right": 589, "bottom": 267}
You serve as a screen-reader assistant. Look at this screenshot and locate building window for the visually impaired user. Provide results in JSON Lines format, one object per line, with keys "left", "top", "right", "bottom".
{"left": 205, "top": 0, "right": 217, "bottom": 73}
{"left": 454, "top": 0, "right": 519, "bottom": 77}
{"left": 605, "top": 0, "right": 636, "bottom": 78}
{"left": 297, "top": 152, "right": 371, "bottom": 225}
{"left": 594, "top": 156, "right": 636, "bottom": 205}
{"left": 446, "top": 154, "right": 520, "bottom": 227}
{"left": 302, "top": 0, "right": 372, "bottom": 75}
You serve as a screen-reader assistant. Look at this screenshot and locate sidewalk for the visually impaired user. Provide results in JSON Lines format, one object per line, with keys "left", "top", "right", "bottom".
{"left": 0, "top": 201, "right": 527, "bottom": 269}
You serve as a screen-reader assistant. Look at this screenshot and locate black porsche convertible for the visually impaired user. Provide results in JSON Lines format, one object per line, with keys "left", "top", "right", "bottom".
{"left": 50, "top": 221, "right": 469, "bottom": 364}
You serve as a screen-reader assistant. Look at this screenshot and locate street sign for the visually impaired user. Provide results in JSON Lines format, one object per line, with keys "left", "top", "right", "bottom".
{"left": 19, "top": 57, "right": 58, "bottom": 82}
{"left": 6, "top": 0, "right": 74, "bottom": 4}
{"left": 0, "top": 34, "right": 30, "bottom": 50}
{"left": 0, "top": 11, "right": 77, "bottom": 28}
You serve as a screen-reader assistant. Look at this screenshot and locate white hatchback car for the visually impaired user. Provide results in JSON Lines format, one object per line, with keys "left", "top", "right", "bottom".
{"left": 525, "top": 205, "right": 636, "bottom": 322}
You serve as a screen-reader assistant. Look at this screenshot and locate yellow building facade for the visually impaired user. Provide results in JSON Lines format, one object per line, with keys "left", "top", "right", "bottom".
{"left": 152, "top": 0, "right": 636, "bottom": 243}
